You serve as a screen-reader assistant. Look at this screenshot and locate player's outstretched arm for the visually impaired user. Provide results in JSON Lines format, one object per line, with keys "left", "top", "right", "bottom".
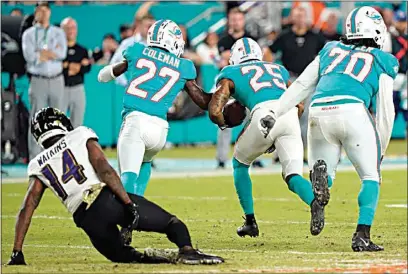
{"left": 184, "top": 80, "right": 213, "bottom": 110}
{"left": 87, "top": 139, "right": 140, "bottom": 229}
{"left": 97, "top": 60, "right": 128, "bottom": 83}
{"left": 8, "top": 177, "right": 46, "bottom": 265}
{"left": 208, "top": 79, "right": 233, "bottom": 127}
{"left": 376, "top": 74, "right": 396, "bottom": 160}
{"left": 87, "top": 139, "right": 132, "bottom": 205}
{"left": 275, "top": 56, "right": 320, "bottom": 118}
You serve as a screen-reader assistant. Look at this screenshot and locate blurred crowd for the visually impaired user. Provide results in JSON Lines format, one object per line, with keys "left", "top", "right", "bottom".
{"left": 3, "top": 1, "right": 407, "bottom": 164}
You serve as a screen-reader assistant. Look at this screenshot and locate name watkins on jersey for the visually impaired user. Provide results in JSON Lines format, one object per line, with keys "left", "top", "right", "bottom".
{"left": 142, "top": 47, "right": 180, "bottom": 68}
{"left": 37, "top": 139, "right": 67, "bottom": 166}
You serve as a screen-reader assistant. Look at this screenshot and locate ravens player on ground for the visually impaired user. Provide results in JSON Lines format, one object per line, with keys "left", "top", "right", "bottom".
{"left": 7, "top": 107, "right": 224, "bottom": 265}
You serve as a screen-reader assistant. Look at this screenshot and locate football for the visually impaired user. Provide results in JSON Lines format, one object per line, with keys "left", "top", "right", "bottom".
{"left": 223, "top": 100, "right": 247, "bottom": 127}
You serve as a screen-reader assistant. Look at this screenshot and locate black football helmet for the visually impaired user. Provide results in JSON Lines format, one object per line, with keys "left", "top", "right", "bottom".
{"left": 31, "top": 107, "right": 73, "bottom": 147}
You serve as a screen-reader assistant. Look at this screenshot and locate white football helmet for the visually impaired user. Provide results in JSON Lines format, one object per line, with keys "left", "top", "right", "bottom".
{"left": 229, "top": 37, "right": 263, "bottom": 65}
{"left": 345, "top": 6, "right": 387, "bottom": 49}
{"left": 147, "top": 19, "right": 185, "bottom": 57}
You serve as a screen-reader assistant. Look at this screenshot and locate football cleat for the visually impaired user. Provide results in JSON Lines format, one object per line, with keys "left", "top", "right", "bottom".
{"left": 237, "top": 217, "right": 259, "bottom": 237}
{"left": 310, "top": 160, "right": 330, "bottom": 206}
{"left": 310, "top": 199, "right": 325, "bottom": 236}
{"left": 120, "top": 227, "right": 132, "bottom": 246}
{"left": 352, "top": 232, "right": 384, "bottom": 252}
{"left": 178, "top": 248, "right": 224, "bottom": 265}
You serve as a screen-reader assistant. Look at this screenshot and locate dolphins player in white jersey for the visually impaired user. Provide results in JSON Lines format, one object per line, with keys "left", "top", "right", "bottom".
{"left": 260, "top": 6, "right": 398, "bottom": 251}
{"left": 6, "top": 107, "right": 223, "bottom": 265}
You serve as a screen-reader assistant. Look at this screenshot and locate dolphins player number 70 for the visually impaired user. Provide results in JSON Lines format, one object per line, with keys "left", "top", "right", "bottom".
{"left": 325, "top": 47, "right": 374, "bottom": 82}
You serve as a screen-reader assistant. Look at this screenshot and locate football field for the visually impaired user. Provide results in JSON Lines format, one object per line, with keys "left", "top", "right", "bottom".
{"left": 1, "top": 169, "right": 407, "bottom": 273}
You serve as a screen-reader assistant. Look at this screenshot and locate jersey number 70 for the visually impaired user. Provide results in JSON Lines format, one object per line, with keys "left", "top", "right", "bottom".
{"left": 126, "top": 58, "right": 180, "bottom": 102}
{"left": 41, "top": 149, "right": 87, "bottom": 201}
{"left": 324, "top": 47, "right": 374, "bottom": 82}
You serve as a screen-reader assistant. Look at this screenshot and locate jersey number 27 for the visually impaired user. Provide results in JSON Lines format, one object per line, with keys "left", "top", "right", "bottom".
{"left": 127, "top": 58, "right": 180, "bottom": 102}
{"left": 41, "top": 149, "right": 87, "bottom": 201}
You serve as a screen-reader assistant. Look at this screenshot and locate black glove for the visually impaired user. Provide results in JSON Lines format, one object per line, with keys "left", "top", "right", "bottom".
{"left": 7, "top": 250, "right": 26, "bottom": 265}
{"left": 125, "top": 202, "right": 140, "bottom": 229}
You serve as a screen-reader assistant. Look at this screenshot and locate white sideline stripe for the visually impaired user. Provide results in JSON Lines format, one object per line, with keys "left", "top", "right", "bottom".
{"left": 2, "top": 163, "right": 405, "bottom": 183}
{"left": 386, "top": 204, "right": 408, "bottom": 208}
{"left": 4, "top": 192, "right": 407, "bottom": 204}
{"left": 0, "top": 215, "right": 404, "bottom": 227}
{"left": 4, "top": 244, "right": 405, "bottom": 258}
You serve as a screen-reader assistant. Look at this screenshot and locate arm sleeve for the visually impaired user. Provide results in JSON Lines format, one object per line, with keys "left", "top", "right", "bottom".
{"left": 22, "top": 30, "right": 39, "bottom": 65}
{"left": 97, "top": 64, "right": 116, "bottom": 82}
{"left": 53, "top": 28, "right": 67, "bottom": 60}
{"left": 276, "top": 56, "right": 320, "bottom": 118}
{"left": 110, "top": 41, "right": 131, "bottom": 86}
{"left": 376, "top": 73, "right": 395, "bottom": 156}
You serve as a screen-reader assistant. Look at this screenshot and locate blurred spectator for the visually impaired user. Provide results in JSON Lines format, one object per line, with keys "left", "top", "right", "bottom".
{"left": 269, "top": 6, "right": 325, "bottom": 77}
{"left": 61, "top": 17, "right": 91, "bottom": 128}
{"left": 240, "top": 2, "right": 282, "bottom": 43}
{"left": 196, "top": 32, "right": 220, "bottom": 65}
{"left": 291, "top": 1, "right": 327, "bottom": 31}
{"left": 10, "top": 8, "right": 23, "bottom": 16}
{"left": 218, "top": 7, "right": 256, "bottom": 68}
{"left": 321, "top": 12, "right": 341, "bottom": 41}
{"left": 380, "top": 8, "right": 395, "bottom": 53}
{"left": 391, "top": 10, "right": 408, "bottom": 129}
{"left": 119, "top": 24, "right": 133, "bottom": 43}
{"left": 22, "top": 1, "right": 67, "bottom": 160}
{"left": 179, "top": 25, "right": 202, "bottom": 65}
{"left": 109, "top": 1, "right": 156, "bottom": 87}
{"left": 269, "top": 5, "right": 325, "bottom": 155}
{"left": 110, "top": 13, "right": 155, "bottom": 86}
{"left": 92, "top": 33, "right": 118, "bottom": 65}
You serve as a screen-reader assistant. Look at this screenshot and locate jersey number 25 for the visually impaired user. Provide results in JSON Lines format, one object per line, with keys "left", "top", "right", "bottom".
{"left": 324, "top": 47, "right": 374, "bottom": 82}
{"left": 241, "top": 64, "right": 287, "bottom": 92}
{"left": 127, "top": 58, "right": 180, "bottom": 102}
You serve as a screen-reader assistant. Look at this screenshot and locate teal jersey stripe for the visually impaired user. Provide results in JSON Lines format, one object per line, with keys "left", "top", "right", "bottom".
{"left": 243, "top": 38, "right": 251, "bottom": 55}
{"left": 152, "top": 20, "right": 164, "bottom": 41}
{"left": 350, "top": 8, "right": 360, "bottom": 33}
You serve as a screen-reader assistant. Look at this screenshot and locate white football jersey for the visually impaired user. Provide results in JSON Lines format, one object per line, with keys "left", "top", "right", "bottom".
{"left": 28, "top": 126, "right": 103, "bottom": 214}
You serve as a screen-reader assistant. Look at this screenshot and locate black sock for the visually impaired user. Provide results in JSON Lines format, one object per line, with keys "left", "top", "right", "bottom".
{"left": 356, "top": 224, "right": 371, "bottom": 238}
{"left": 245, "top": 214, "right": 256, "bottom": 225}
{"left": 166, "top": 217, "right": 192, "bottom": 248}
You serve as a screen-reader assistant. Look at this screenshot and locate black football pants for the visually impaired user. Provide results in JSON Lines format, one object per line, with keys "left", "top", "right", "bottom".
{"left": 73, "top": 187, "right": 192, "bottom": 263}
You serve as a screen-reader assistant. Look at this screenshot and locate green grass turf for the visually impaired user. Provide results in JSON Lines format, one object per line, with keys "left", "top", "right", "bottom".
{"left": 103, "top": 139, "right": 407, "bottom": 159}
{"left": 1, "top": 170, "right": 407, "bottom": 273}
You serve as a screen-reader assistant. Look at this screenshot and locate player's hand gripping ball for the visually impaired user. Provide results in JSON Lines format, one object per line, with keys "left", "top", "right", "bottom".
{"left": 223, "top": 100, "right": 246, "bottom": 128}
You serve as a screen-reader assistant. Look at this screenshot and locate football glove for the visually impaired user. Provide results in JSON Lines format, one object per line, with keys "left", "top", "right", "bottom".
{"left": 7, "top": 250, "right": 26, "bottom": 265}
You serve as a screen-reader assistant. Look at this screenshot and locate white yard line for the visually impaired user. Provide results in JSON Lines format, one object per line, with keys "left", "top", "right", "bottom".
{"left": 3, "top": 244, "right": 405, "bottom": 258}
{"left": 2, "top": 163, "right": 406, "bottom": 183}
{"left": 386, "top": 204, "right": 408, "bottom": 208}
{"left": 1, "top": 214, "right": 405, "bottom": 227}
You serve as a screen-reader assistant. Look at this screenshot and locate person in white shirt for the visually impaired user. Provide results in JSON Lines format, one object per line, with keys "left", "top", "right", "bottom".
{"left": 110, "top": 14, "right": 155, "bottom": 86}
{"left": 196, "top": 32, "right": 220, "bottom": 65}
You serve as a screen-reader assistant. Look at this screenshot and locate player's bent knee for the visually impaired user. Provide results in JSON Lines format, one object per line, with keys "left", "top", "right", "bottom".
{"left": 232, "top": 157, "right": 250, "bottom": 169}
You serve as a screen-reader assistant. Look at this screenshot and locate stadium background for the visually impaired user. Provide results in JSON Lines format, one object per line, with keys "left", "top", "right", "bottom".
{"left": 1, "top": 2, "right": 407, "bottom": 273}
{"left": 1, "top": 1, "right": 407, "bottom": 148}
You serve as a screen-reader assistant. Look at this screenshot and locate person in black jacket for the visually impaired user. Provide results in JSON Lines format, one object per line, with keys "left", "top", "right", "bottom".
{"left": 61, "top": 17, "right": 91, "bottom": 128}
